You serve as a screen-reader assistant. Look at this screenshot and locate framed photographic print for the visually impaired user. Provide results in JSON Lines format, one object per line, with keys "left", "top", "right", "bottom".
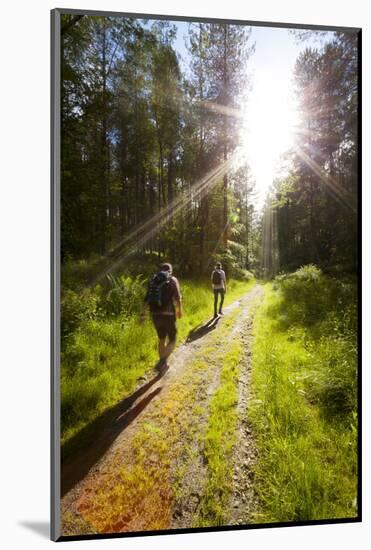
{"left": 51, "top": 7, "right": 361, "bottom": 542}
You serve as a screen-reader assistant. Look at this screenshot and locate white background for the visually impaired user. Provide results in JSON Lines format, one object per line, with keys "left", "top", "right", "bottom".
{"left": 0, "top": 0, "right": 369, "bottom": 548}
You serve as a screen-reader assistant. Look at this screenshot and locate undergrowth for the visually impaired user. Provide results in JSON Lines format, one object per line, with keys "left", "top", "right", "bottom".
{"left": 249, "top": 265, "right": 358, "bottom": 522}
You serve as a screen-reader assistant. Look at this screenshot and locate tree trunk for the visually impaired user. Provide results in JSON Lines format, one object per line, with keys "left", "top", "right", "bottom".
{"left": 222, "top": 25, "right": 229, "bottom": 249}
{"left": 100, "top": 20, "right": 108, "bottom": 254}
{"left": 245, "top": 200, "right": 250, "bottom": 270}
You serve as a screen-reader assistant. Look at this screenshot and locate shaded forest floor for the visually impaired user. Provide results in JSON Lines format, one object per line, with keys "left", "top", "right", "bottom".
{"left": 61, "top": 284, "right": 264, "bottom": 535}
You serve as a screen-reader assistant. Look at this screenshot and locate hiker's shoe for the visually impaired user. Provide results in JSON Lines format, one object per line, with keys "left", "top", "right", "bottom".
{"left": 156, "top": 358, "right": 167, "bottom": 371}
{"left": 159, "top": 359, "right": 169, "bottom": 375}
{"left": 219, "top": 311, "right": 223, "bottom": 316}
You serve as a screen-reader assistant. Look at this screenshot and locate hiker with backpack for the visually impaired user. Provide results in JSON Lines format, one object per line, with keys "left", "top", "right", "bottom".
{"left": 211, "top": 262, "right": 226, "bottom": 318}
{"left": 141, "top": 263, "right": 182, "bottom": 369}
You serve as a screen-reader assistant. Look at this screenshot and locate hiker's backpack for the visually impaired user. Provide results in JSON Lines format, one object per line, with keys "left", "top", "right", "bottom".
{"left": 212, "top": 269, "right": 222, "bottom": 285}
{"left": 145, "top": 271, "right": 171, "bottom": 308}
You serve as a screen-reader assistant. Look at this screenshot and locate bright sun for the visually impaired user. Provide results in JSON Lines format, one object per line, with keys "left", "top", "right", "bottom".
{"left": 239, "top": 70, "right": 299, "bottom": 207}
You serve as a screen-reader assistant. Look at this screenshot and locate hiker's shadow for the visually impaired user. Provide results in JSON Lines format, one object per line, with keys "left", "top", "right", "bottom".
{"left": 186, "top": 316, "right": 221, "bottom": 343}
{"left": 61, "top": 365, "right": 167, "bottom": 497}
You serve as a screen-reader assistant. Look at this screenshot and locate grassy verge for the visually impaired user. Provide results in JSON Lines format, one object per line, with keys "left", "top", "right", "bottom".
{"left": 249, "top": 266, "right": 357, "bottom": 522}
{"left": 61, "top": 278, "right": 255, "bottom": 446}
{"left": 197, "top": 338, "right": 242, "bottom": 526}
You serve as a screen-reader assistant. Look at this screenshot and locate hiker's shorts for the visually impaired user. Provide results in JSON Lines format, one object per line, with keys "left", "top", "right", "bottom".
{"left": 152, "top": 314, "right": 177, "bottom": 342}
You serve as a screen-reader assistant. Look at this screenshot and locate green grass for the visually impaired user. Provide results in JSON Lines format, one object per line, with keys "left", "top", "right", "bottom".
{"left": 249, "top": 267, "right": 358, "bottom": 522}
{"left": 197, "top": 339, "right": 242, "bottom": 526}
{"left": 195, "top": 294, "right": 262, "bottom": 527}
{"left": 61, "top": 278, "right": 255, "bottom": 446}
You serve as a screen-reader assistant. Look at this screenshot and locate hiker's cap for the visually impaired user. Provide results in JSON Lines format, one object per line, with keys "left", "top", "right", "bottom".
{"left": 216, "top": 262, "right": 222, "bottom": 269}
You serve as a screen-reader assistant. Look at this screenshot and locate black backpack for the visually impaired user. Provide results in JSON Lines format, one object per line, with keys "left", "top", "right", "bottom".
{"left": 145, "top": 271, "right": 171, "bottom": 308}
{"left": 212, "top": 269, "right": 222, "bottom": 285}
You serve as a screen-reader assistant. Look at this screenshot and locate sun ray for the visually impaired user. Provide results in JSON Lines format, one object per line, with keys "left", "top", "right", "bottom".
{"left": 90, "top": 153, "right": 239, "bottom": 285}
{"left": 293, "top": 144, "right": 356, "bottom": 212}
{"left": 199, "top": 100, "right": 244, "bottom": 119}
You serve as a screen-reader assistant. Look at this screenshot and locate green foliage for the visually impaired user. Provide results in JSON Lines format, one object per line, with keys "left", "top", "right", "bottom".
{"left": 61, "top": 289, "right": 99, "bottom": 340}
{"left": 281, "top": 263, "right": 322, "bottom": 282}
{"left": 61, "top": 273, "right": 146, "bottom": 344}
{"left": 61, "top": 256, "right": 106, "bottom": 290}
{"left": 273, "top": 266, "right": 357, "bottom": 418}
{"left": 214, "top": 247, "right": 254, "bottom": 281}
{"left": 305, "top": 336, "right": 357, "bottom": 418}
{"left": 100, "top": 274, "right": 145, "bottom": 317}
{"left": 250, "top": 268, "right": 357, "bottom": 522}
{"left": 274, "top": 265, "right": 356, "bottom": 330}
{"left": 269, "top": 33, "right": 358, "bottom": 276}
{"left": 231, "top": 267, "right": 254, "bottom": 281}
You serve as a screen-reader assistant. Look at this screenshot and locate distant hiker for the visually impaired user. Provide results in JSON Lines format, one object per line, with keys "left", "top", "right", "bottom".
{"left": 211, "top": 262, "right": 226, "bottom": 318}
{"left": 141, "top": 263, "right": 182, "bottom": 369}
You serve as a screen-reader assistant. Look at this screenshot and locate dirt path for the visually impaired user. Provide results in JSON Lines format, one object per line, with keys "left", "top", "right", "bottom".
{"left": 61, "top": 284, "right": 264, "bottom": 536}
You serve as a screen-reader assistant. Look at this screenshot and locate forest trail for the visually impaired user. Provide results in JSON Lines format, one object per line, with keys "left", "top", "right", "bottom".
{"left": 61, "top": 284, "right": 264, "bottom": 536}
